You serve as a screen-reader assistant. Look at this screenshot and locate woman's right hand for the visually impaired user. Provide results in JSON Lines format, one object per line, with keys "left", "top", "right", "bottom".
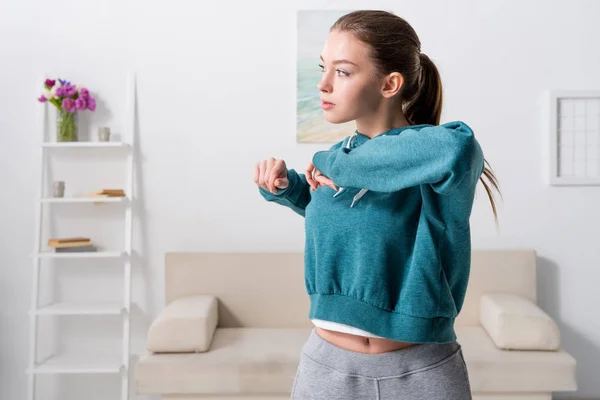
{"left": 254, "top": 158, "right": 289, "bottom": 194}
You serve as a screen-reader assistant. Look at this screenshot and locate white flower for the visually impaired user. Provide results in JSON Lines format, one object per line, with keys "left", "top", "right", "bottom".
{"left": 76, "top": 84, "right": 83, "bottom": 91}
{"left": 43, "top": 88, "right": 52, "bottom": 99}
{"left": 50, "top": 86, "right": 58, "bottom": 98}
{"left": 55, "top": 80, "right": 62, "bottom": 88}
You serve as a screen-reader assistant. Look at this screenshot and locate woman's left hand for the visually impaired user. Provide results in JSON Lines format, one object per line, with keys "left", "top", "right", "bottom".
{"left": 306, "top": 162, "right": 339, "bottom": 191}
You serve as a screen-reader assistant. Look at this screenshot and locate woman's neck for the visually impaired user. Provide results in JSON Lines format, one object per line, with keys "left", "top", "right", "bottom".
{"left": 355, "top": 110, "right": 412, "bottom": 139}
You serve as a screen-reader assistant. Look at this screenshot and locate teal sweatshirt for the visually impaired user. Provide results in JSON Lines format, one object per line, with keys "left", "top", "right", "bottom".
{"left": 259, "top": 121, "right": 484, "bottom": 343}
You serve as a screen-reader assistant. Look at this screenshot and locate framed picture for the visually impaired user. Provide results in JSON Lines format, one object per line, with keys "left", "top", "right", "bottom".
{"left": 296, "top": 10, "right": 356, "bottom": 143}
{"left": 546, "top": 90, "right": 600, "bottom": 185}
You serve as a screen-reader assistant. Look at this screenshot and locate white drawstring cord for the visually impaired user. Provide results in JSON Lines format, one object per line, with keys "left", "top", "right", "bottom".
{"left": 332, "top": 134, "right": 354, "bottom": 198}
{"left": 350, "top": 189, "right": 369, "bottom": 208}
{"left": 331, "top": 133, "right": 370, "bottom": 207}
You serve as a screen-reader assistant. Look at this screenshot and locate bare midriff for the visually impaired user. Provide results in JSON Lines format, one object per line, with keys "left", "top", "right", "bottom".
{"left": 315, "top": 327, "right": 417, "bottom": 354}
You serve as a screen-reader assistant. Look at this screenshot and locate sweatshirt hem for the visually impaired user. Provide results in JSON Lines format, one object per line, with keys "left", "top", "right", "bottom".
{"left": 308, "top": 293, "right": 456, "bottom": 344}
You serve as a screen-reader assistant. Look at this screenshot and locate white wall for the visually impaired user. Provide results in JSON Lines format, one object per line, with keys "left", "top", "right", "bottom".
{"left": 1, "top": 0, "right": 599, "bottom": 398}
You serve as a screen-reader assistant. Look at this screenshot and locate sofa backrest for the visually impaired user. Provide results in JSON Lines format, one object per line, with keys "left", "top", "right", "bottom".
{"left": 165, "top": 252, "right": 311, "bottom": 328}
{"left": 456, "top": 248, "right": 537, "bottom": 326}
{"left": 164, "top": 248, "right": 537, "bottom": 328}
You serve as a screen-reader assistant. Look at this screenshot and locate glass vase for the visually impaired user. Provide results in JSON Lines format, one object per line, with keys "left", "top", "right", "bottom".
{"left": 56, "top": 109, "right": 78, "bottom": 142}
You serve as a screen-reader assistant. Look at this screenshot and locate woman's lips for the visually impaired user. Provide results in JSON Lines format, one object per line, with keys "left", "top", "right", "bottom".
{"left": 321, "top": 101, "right": 335, "bottom": 110}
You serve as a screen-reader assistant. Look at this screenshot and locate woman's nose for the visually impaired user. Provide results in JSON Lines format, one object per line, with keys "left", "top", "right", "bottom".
{"left": 317, "top": 76, "right": 332, "bottom": 93}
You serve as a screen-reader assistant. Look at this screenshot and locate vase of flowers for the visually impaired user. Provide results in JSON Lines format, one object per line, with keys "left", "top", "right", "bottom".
{"left": 37, "top": 78, "right": 96, "bottom": 142}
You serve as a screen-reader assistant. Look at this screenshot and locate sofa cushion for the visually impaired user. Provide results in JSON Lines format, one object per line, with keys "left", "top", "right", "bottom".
{"left": 147, "top": 295, "right": 218, "bottom": 353}
{"left": 458, "top": 326, "right": 576, "bottom": 393}
{"left": 136, "top": 328, "right": 311, "bottom": 395}
{"left": 135, "top": 326, "right": 577, "bottom": 395}
{"left": 480, "top": 294, "right": 560, "bottom": 350}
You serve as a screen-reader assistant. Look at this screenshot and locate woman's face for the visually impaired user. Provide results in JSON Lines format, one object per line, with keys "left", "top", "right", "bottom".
{"left": 317, "top": 30, "right": 383, "bottom": 124}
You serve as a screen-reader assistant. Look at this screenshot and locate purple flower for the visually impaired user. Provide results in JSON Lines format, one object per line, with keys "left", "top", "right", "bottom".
{"left": 56, "top": 86, "right": 66, "bottom": 97}
{"left": 58, "top": 79, "right": 71, "bottom": 86}
{"left": 44, "top": 79, "right": 55, "bottom": 88}
{"left": 79, "top": 88, "right": 90, "bottom": 98}
{"left": 74, "top": 97, "right": 87, "bottom": 110}
{"left": 38, "top": 95, "right": 47, "bottom": 102}
{"left": 63, "top": 84, "right": 77, "bottom": 97}
{"left": 86, "top": 97, "right": 96, "bottom": 111}
{"left": 62, "top": 98, "right": 76, "bottom": 112}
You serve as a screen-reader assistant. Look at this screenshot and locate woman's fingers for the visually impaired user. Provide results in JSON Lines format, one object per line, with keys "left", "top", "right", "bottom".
{"left": 255, "top": 158, "right": 290, "bottom": 194}
{"left": 310, "top": 166, "right": 339, "bottom": 191}
{"left": 315, "top": 174, "right": 339, "bottom": 191}
{"left": 314, "top": 168, "right": 338, "bottom": 190}
{"left": 269, "top": 159, "right": 288, "bottom": 193}
{"left": 258, "top": 160, "right": 269, "bottom": 192}
{"left": 274, "top": 177, "right": 289, "bottom": 189}
{"left": 305, "top": 163, "right": 318, "bottom": 191}
{"left": 265, "top": 158, "right": 276, "bottom": 193}
{"left": 313, "top": 169, "right": 324, "bottom": 190}
{"left": 253, "top": 162, "right": 260, "bottom": 186}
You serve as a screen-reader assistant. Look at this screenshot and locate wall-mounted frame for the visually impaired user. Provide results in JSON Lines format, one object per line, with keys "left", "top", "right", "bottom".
{"left": 548, "top": 90, "right": 600, "bottom": 186}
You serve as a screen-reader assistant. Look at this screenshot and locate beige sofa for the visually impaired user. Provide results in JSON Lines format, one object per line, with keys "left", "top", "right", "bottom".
{"left": 134, "top": 249, "right": 577, "bottom": 400}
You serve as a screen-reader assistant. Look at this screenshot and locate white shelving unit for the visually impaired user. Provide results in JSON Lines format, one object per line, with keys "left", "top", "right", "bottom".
{"left": 41, "top": 197, "right": 129, "bottom": 204}
{"left": 42, "top": 142, "right": 130, "bottom": 149}
{"left": 31, "top": 354, "right": 124, "bottom": 375}
{"left": 33, "top": 302, "right": 126, "bottom": 316}
{"left": 27, "top": 72, "right": 137, "bottom": 400}
{"left": 35, "top": 250, "right": 128, "bottom": 259}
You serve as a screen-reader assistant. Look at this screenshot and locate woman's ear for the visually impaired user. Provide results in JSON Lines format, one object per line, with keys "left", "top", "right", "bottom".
{"left": 381, "top": 72, "right": 404, "bottom": 99}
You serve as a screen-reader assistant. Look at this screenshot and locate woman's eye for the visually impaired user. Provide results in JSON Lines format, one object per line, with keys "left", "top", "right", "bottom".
{"left": 318, "top": 64, "right": 349, "bottom": 77}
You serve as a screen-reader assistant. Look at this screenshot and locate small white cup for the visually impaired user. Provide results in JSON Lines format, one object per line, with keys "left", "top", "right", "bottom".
{"left": 98, "top": 127, "right": 111, "bottom": 142}
{"left": 52, "top": 181, "right": 65, "bottom": 198}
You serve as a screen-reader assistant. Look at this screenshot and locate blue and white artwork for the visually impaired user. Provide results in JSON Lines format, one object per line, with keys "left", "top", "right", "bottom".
{"left": 296, "top": 10, "right": 355, "bottom": 143}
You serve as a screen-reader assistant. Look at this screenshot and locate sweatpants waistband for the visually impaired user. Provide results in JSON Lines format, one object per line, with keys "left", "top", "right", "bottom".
{"left": 302, "top": 328, "right": 462, "bottom": 378}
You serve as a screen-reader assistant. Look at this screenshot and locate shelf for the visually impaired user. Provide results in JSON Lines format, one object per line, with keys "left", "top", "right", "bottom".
{"left": 41, "top": 197, "right": 129, "bottom": 204}
{"left": 36, "top": 250, "right": 128, "bottom": 259}
{"left": 29, "top": 354, "right": 124, "bottom": 375}
{"left": 32, "top": 302, "right": 126, "bottom": 316}
{"left": 42, "top": 141, "right": 129, "bottom": 148}
{"left": 28, "top": 72, "right": 137, "bottom": 397}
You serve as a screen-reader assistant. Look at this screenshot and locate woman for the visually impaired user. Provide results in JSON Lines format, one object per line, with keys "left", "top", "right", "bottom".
{"left": 254, "top": 10, "right": 500, "bottom": 400}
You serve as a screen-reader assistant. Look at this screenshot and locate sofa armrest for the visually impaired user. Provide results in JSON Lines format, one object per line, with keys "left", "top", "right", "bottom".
{"left": 480, "top": 293, "right": 560, "bottom": 350}
{"left": 147, "top": 295, "right": 218, "bottom": 353}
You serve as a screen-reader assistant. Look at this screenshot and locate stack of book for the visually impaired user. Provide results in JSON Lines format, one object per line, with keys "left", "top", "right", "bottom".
{"left": 48, "top": 237, "right": 97, "bottom": 252}
{"left": 78, "top": 189, "right": 126, "bottom": 198}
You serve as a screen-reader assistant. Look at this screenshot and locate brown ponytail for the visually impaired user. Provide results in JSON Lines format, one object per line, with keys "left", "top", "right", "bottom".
{"left": 404, "top": 53, "right": 442, "bottom": 126}
{"left": 332, "top": 10, "right": 502, "bottom": 226}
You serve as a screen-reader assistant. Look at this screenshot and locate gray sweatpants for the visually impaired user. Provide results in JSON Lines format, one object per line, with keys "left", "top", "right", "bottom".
{"left": 291, "top": 328, "right": 472, "bottom": 400}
